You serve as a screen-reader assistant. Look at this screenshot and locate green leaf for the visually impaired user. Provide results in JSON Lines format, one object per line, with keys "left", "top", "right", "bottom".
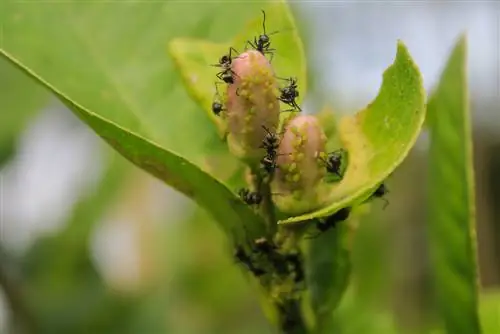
{"left": 280, "top": 41, "right": 426, "bottom": 224}
{"left": 0, "top": 57, "right": 48, "bottom": 165}
{"left": 479, "top": 290, "right": 500, "bottom": 333}
{"left": 0, "top": 0, "right": 267, "bottom": 241}
{"left": 169, "top": 0, "right": 307, "bottom": 136}
{"left": 307, "top": 222, "right": 351, "bottom": 332}
{"left": 426, "top": 35, "right": 481, "bottom": 333}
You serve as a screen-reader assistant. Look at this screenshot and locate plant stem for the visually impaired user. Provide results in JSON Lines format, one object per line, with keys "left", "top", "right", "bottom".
{"left": 276, "top": 298, "right": 308, "bottom": 334}
{"left": 252, "top": 169, "right": 276, "bottom": 236}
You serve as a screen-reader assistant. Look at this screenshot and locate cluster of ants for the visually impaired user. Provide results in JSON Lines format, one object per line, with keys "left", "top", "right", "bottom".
{"left": 208, "top": 10, "right": 390, "bottom": 280}
{"left": 210, "top": 10, "right": 301, "bottom": 187}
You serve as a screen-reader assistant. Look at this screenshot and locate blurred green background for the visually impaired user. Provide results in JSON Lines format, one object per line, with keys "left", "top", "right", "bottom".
{"left": 1, "top": 1, "right": 499, "bottom": 333}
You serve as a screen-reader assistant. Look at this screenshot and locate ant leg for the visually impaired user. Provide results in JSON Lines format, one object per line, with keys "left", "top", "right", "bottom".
{"left": 382, "top": 198, "right": 390, "bottom": 210}
{"left": 229, "top": 47, "right": 239, "bottom": 58}
{"left": 292, "top": 101, "right": 302, "bottom": 112}
{"left": 245, "top": 40, "right": 256, "bottom": 51}
{"left": 267, "top": 52, "right": 275, "bottom": 63}
{"left": 216, "top": 71, "right": 225, "bottom": 82}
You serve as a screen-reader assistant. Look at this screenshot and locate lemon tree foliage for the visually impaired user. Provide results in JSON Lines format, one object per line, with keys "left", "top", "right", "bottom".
{"left": 0, "top": 0, "right": 433, "bottom": 332}
{"left": 427, "top": 35, "right": 481, "bottom": 334}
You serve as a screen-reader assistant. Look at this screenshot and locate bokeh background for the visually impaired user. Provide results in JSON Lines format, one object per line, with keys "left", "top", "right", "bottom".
{"left": 1, "top": 1, "right": 499, "bottom": 333}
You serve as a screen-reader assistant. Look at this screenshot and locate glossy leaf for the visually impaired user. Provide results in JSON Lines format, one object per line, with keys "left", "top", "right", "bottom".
{"left": 0, "top": 0, "right": 268, "bottom": 241}
{"left": 426, "top": 35, "right": 481, "bottom": 333}
{"left": 169, "top": 0, "right": 307, "bottom": 136}
{"left": 280, "top": 41, "right": 426, "bottom": 224}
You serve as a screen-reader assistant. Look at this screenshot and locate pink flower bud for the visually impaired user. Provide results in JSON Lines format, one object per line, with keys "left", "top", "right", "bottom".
{"left": 272, "top": 115, "right": 329, "bottom": 214}
{"left": 225, "top": 50, "right": 281, "bottom": 162}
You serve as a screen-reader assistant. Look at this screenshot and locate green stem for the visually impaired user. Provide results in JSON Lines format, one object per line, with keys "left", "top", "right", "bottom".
{"left": 276, "top": 298, "right": 308, "bottom": 334}
{"left": 252, "top": 169, "right": 276, "bottom": 236}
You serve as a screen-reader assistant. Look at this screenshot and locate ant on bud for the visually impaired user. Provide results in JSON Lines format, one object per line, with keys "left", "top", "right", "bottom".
{"left": 277, "top": 77, "right": 301, "bottom": 112}
{"left": 246, "top": 10, "right": 278, "bottom": 62}
{"left": 318, "top": 149, "right": 346, "bottom": 178}
{"left": 260, "top": 125, "right": 284, "bottom": 157}
{"left": 307, "top": 207, "right": 352, "bottom": 239}
{"left": 211, "top": 47, "right": 239, "bottom": 84}
{"left": 211, "top": 82, "right": 226, "bottom": 117}
{"left": 260, "top": 153, "right": 278, "bottom": 176}
{"left": 238, "top": 188, "right": 263, "bottom": 206}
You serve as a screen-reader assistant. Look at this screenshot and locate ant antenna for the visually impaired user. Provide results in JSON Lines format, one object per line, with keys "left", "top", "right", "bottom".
{"left": 275, "top": 76, "right": 295, "bottom": 83}
{"left": 261, "top": 10, "right": 267, "bottom": 35}
{"left": 381, "top": 198, "right": 389, "bottom": 210}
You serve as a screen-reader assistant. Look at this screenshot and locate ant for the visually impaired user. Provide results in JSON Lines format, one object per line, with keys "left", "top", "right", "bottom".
{"left": 284, "top": 253, "right": 304, "bottom": 284}
{"left": 252, "top": 237, "right": 278, "bottom": 255}
{"left": 246, "top": 10, "right": 278, "bottom": 61}
{"left": 260, "top": 153, "right": 278, "bottom": 176}
{"left": 234, "top": 246, "right": 266, "bottom": 277}
{"left": 318, "top": 149, "right": 346, "bottom": 178}
{"left": 211, "top": 82, "right": 226, "bottom": 116}
{"left": 307, "top": 207, "right": 352, "bottom": 239}
{"left": 277, "top": 77, "right": 301, "bottom": 112}
{"left": 212, "top": 47, "right": 239, "bottom": 84}
{"left": 252, "top": 237, "right": 290, "bottom": 276}
{"left": 260, "top": 125, "right": 284, "bottom": 157}
{"left": 238, "top": 188, "right": 263, "bottom": 206}
{"left": 371, "top": 183, "right": 390, "bottom": 209}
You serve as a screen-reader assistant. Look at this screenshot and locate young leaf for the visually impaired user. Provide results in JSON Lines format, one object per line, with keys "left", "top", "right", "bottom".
{"left": 168, "top": 0, "right": 307, "bottom": 135}
{"left": 426, "top": 35, "right": 481, "bottom": 333}
{"left": 280, "top": 41, "right": 426, "bottom": 224}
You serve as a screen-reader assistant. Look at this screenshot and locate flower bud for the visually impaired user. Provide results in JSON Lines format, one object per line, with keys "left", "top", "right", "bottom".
{"left": 272, "top": 115, "right": 329, "bottom": 214}
{"left": 225, "top": 50, "right": 280, "bottom": 162}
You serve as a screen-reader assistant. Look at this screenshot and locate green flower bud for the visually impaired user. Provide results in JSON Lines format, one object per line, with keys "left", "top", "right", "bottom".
{"left": 225, "top": 50, "right": 280, "bottom": 163}
{"left": 272, "top": 115, "right": 329, "bottom": 215}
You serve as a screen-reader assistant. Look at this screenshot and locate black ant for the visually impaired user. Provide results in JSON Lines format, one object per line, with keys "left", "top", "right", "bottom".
{"left": 211, "top": 82, "right": 226, "bottom": 116}
{"left": 234, "top": 246, "right": 266, "bottom": 277}
{"left": 284, "top": 253, "right": 304, "bottom": 284}
{"left": 252, "top": 237, "right": 290, "bottom": 276}
{"left": 371, "top": 183, "right": 389, "bottom": 209}
{"left": 238, "top": 188, "right": 263, "bottom": 206}
{"left": 307, "top": 207, "right": 352, "bottom": 239}
{"left": 246, "top": 10, "right": 278, "bottom": 61}
{"left": 260, "top": 125, "right": 284, "bottom": 157}
{"left": 252, "top": 237, "right": 278, "bottom": 255}
{"left": 277, "top": 77, "right": 301, "bottom": 112}
{"left": 212, "top": 47, "right": 239, "bottom": 84}
{"left": 319, "top": 149, "right": 346, "bottom": 178}
{"left": 260, "top": 153, "right": 278, "bottom": 176}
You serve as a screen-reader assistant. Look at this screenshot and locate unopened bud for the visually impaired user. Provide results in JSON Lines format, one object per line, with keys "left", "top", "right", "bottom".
{"left": 225, "top": 50, "right": 280, "bottom": 162}
{"left": 272, "top": 115, "right": 329, "bottom": 214}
